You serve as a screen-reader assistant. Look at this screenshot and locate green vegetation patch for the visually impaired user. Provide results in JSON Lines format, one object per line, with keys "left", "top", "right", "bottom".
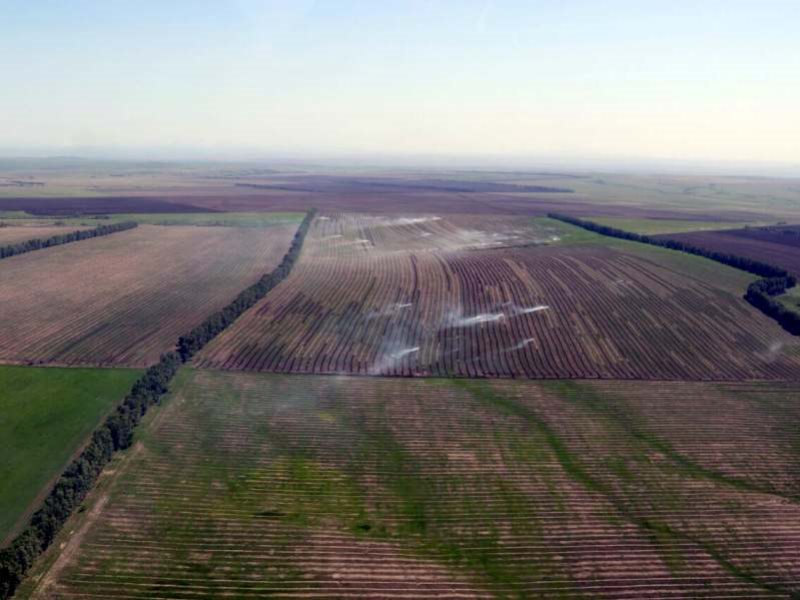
{"left": 588, "top": 217, "right": 768, "bottom": 235}
{"left": 0, "top": 211, "right": 35, "bottom": 220}
{"left": 778, "top": 285, "right": 800, "bottom": 312}
{"left": 0, "top": 365, "right": 140, "bottom": 543}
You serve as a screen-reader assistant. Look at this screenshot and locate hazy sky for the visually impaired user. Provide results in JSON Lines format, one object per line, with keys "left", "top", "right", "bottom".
{"left": 1, "top": 1, "right": 799, "bottom": 164}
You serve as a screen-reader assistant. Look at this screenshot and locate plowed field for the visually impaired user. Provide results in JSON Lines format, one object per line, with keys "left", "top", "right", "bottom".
{"left": 658, "top": 227, "right": 800, "bottom": 277}
{"left": 196, "top": 214, "right": 800, "bottom": 380}
{"left": 0, "top": 225, "right": 90, "bottom": 245}
{"left": 0, "top": 224, "right": 297, "bottom": 367}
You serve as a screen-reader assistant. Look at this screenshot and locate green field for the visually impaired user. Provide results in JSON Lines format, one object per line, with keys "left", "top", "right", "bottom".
{"left": 0, "top": 365, "right": 140, "bottom": 544}
{"left": 588, "top": 216, "right": 770, "bottom": 235}
{"left": 0, "top": 211, "right": 35, "bottom": 220}
{"left": 779, "top": 285, "right": 800, "bottom": 311}
{"left": 19, "top": 369, "right": 800, "bottom": 598}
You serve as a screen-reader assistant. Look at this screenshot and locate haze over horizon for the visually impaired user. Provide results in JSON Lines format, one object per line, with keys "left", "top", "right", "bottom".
{"left": 2, "top": 1, "right": 798, "bottom": 167}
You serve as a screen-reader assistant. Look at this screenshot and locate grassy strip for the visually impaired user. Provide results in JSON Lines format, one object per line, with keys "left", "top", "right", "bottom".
{"left": 548, "top": 213, "right": 800, "bottom": 336}
{"left": 587, "top": 217, "right": 768, "bottom": 236}
{"left": 0, "top": 222, "right": 136, "bottom": 260}
{"left": 0, "top": 210, "right": 316, "bottom": 599}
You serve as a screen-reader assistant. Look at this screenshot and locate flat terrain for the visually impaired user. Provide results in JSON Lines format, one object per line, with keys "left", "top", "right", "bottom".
{"left": 3, "top": 162, "right": 798, "bottom": 221}
{"left": 0, "top": 225, "right": 90, "bottom": 245}
{"left": 21, "top": 369, "right": 800, "bottom": 598}
{"left": 4, "top": 162, "right": 800, "bottom": 598}
{"left": 588, "top": 217, "right": 771, "bottom": 235}
{"left": 0, "top": 365, "right": 140, "bottom": 545}
{"left": 660, "top": 227, "right": 800, "bottom": 278}
{"left": 0, "top": 223, "right": 298, "bottom": 367}
{"left": 0, "top": 196, "right": 214, "bottom": 215}
{"left": 52, "top": 212, "right": 305, "bottom": 229}
{"left": 196, "top": 214, "right": 800, "bottom": 380}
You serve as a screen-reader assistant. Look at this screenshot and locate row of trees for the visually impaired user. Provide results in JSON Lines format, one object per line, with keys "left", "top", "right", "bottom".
{"left": 0, "top": 210, "right": 316, "bottom": 599}
{"left": 0, "top": 222, "right": 137, "bottom": 260}
{"left": 177, "top": 209, "right": 316, "bottom": 361}
{"left": 0, "top": 353, "right": 181, "bottom": 598}
{"left": 548, "top": 213, "right": 799, "bottom": 336}
{"left": 745, "top": 279, "right": 800, "bottom": 335}
{"left": 548, "top": 213, "right": 791, "bottom": 279}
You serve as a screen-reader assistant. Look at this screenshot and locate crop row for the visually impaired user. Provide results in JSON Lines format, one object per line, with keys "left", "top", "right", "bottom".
{"left": 196, "top": 214, "right": 800, "bottom": 380}
{"left": 548, "top": 214, "right": 800, "bottom": 336}
{"left": 0, "top": 213, "right": 316, "bottom": 599}
{"left": 0, "top": 222, "right": 136, "bottom": 260}
{"left": 25, "top": 370, "right": 800, "bottom": 598}
{"left": 0, "top": 224, "right": 296, "bottom": 367}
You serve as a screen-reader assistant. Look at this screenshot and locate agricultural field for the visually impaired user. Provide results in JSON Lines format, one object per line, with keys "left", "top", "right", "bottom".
{"left": 779, "top": 287, "right": 800, "bottom": 312}
{"left": 19, "top": 369, "right": 800, "bottom": 599}
{"left": 0, "top": 196, "right": 213, "bottom": 215}
{"left": 660, "top": 226, "right": 800, "bottom": 277}
{"left": 49, "top": 212, "right": 306, "bottom": 229}
{"left": 587, "top": 217, "right": 769, "bottom": 235}
{"left": 0, "top": 211, "right": 304, "bottom": 230}
{"left": 0, "top": 225, "right": 90, "bottom": 245}
{"left": 196, "top": 213, "right": 800, "bottom": 380}
{"left": 3, "top": 162, "right": 800, "bottom": 600}
{"left": 0, "top": 365, "right": 140, "bottom": 545}
{"left": 0, "top": 223, "right": 298, "bottom": 367}
{"left": 6, "top": 161, "right": 800, "bottom": 221}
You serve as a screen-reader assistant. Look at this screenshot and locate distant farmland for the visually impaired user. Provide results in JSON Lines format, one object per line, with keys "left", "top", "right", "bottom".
{"left": 658, "top": 225, "right": 800, "bottom": 277}
{"left": 196, "top": 214, "right": 800, "bottom": 380}
{"left": 21, "top": 370, "right": 800, "bottom": 599}
{"left": 0, "top": 225, "right": 90, "bottom": 245}
{"left": 0, "top": 223, "right": 298, "bottom": 367}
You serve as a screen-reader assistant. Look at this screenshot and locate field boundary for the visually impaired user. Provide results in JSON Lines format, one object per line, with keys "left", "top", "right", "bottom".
{"left": 0, "top": 222, "right": 137, "bottom": 261}
{"left": 548, "top": 213, "right": 800, "bottom": 336}
{"left": 0, "top": 210, "right": 316, "bottom": 599}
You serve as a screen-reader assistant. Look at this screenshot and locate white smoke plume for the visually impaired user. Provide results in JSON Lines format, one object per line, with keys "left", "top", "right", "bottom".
{"left": 381, "top": 216, "right": 442, "bottom": 227}
{"left": 443, "top": 303, "right": 549, "bottom": 330}
{"left": 444, "top": 309, "right": 505, "bottom": 328}
{"left": 369, "top": 346, "right": 420, "bottom": 375}
{"left": 514, "top": 305, "right": 549, "bottom": 315}
{"left": 509, "top": 338, "right": 536, "bottom": 350}
{"left": 497, "top": 302, "right": 550, "bottom": 316}
{"left": 367, "top": 302, "right": 413, "bottom": 320}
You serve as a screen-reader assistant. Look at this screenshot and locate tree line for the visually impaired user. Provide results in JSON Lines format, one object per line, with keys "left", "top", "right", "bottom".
{"left": 548, "top": 213, "right": 799, "bottom": 336}
{"left": 0, "top": 221, "right": 137, "bottom": 260}
{"left": 177, "top": 209, "right": 316, "bottom": 360}
{"left": 0, "top": 210, "right": 316, "bottom": 599}
{"left": 745, "top": 278, "right": 800, "bottom": 335}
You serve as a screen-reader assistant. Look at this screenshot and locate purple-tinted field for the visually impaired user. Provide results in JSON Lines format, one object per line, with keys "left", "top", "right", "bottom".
{"left": 0, "top": 196, "right": 218, "bottom": 215}
{"left": 0, "top": 224, "right": 296, "bottom": 367}
{"left": 195, "top": 214, "right": 800, "bottom": 380}
{"left": 659, "top": 227, "right": 800, "bottom": 277}
{"left": 0, "top": 225, "right": 90, "bottom": 244}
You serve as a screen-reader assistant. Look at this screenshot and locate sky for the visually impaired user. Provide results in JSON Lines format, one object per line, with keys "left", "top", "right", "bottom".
{"left": 1, "top": 1, "right": 799, "bottom": 166}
